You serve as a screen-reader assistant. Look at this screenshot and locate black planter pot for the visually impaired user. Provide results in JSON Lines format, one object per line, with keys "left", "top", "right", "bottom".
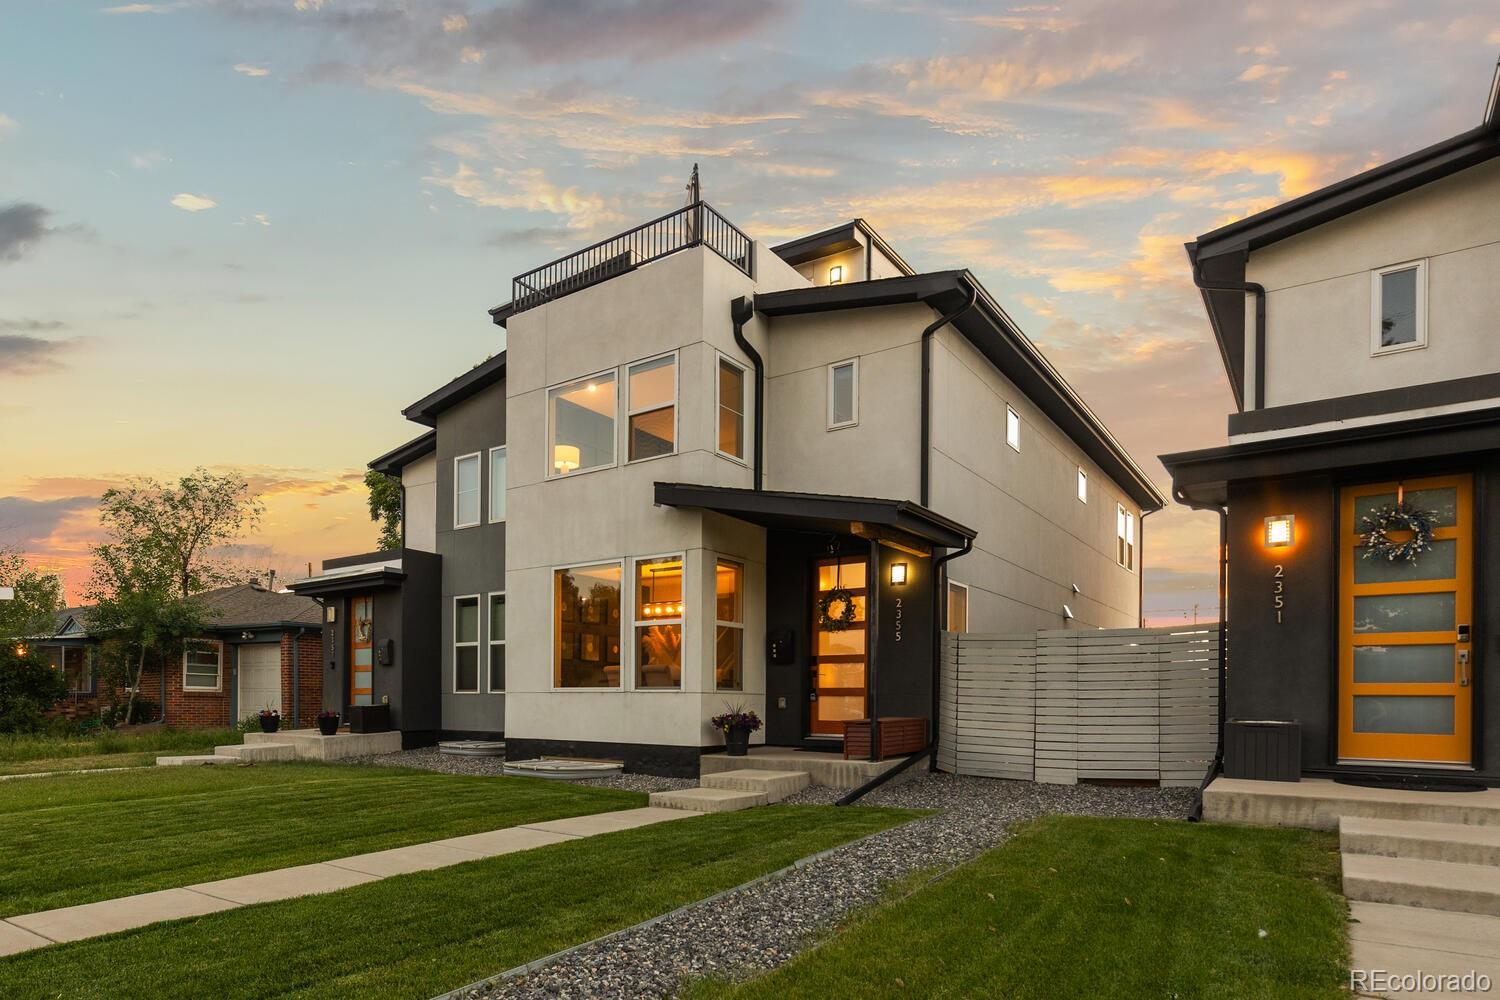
{"left": 259, "top": 715, "right": 280, "bottom": 734}
{"left": 317, "top": 715, "right": 339, "bottom": 737}
{"left": 725, "top": 728, "right": 751, "bottom": 757}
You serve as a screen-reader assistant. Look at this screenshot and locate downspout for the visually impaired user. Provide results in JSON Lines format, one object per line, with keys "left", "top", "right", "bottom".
{"left": 730, "top": 296, "right": 764, "bottom": 490}
{"left": 919, "top": 286, "right": 978, "bottom": 506}
{"left": 1138, "top": 507, "right": 1158, "bottom": 627}
{"left": 1191, "top": 254, "right": 1267, "bottom": 411}
{"left": 1174, "top": 486, "right": 1229, "bottom": 819}
{"left": 929, "top": 535, "right": 973, "bottom": 772}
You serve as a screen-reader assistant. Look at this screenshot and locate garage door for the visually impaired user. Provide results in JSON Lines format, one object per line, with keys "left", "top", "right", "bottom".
{"left": 237, "top": 643, "right": 281, "bottom": 715}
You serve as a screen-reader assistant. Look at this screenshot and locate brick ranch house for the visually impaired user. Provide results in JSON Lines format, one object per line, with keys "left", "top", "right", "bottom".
{"left": 34, "top": 583, "right": 324, "bottom": 729}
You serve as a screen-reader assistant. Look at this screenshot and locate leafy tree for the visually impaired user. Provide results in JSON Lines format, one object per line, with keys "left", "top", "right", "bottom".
{"left": 0, "top": 642, "right": 68, "bottom": 733}
{"left": 0, "top": 548, "right": 65, "bottom": 641}
{"left": 364, "top": 470, "right": 403, "bottom": 551}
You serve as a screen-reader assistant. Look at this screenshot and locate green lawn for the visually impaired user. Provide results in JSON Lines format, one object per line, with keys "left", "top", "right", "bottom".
{"left": 0, "top": 728, "right": 243, "bottom": 776}
{"left": 0, "top": 804, "right": 913, "bottom": 1000}
{"left": 688, "top": 816, "right": 1348, "bottom": 1000}
{"left": 0, "top": 763, "right": 642, "bottom": 917}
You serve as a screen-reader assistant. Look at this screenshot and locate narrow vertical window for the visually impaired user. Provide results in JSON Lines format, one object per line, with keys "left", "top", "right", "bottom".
{"left": 488, "top": 593, "right": 506, "bottom": 692}
{"left": 488, "top": 447, "right": 507, "bottom": 523}
{"left": 454, "top": 453, "right": 480, "bottom": 528}
{"left": 1371, "top": 259, "right": 1426, "bottom": 354}
{"left": 946, "top": 581, "right": 969, "bottom": 633}
{"left": 827, "top": 358, "right": 858, "bottom": 429}
{"left": 627, "top": 354, "right": 676, "bottom": 461}
{"left": 715, "top": 559, "right": 744, "bottom": 691}
{"left": 634, "top": 555, "right": 683, "bottom": 689}
{"left": 554, "top": 562, "right": 622, "bottom": 688}
{"left": 1077, "top": 468, "right": 1088, "bottom": 503}
{"left": 548, "top": 371, "right": 617, "bottom": 476}
{"left": 454, "top": 596, "right": 480, "bottom": 693}
{"left": 1006, "top": 407, "right": 1020, "bottom": 452}
{"left": 717, "top": 356, "right": 746, "bottom": 460}
{"left": 1117, "top": 505, "right": 1136, "bottom": 570}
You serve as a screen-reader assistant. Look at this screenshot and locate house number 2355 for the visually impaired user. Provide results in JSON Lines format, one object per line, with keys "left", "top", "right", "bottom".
{"left": 894, "top": 597, "right": 903, "bottom": 642}
{"left": 1273, "top": 565, "right": 1285, "bottom": 624}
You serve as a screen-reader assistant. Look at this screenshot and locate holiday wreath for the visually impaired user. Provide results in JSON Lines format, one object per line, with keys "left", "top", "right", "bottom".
{"left": 1358, "top": 500, "right": 1439, "bottom": 564}
{"left": 817, "top": 586, "right": 858, "bottom": 631}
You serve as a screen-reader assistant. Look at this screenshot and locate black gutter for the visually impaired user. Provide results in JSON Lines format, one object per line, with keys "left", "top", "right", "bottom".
{"left": 1191, "top": 254, "right": 1266, "bottom": 411}
{"left": 919, "top": 285, "right": 978, "bottom": 507}
{"left": 730, "top": 296, "right": 764, "bottom": 490}
{"left": 929, "top": 534, "right": 973, "bottom": 772}
{"left": 836, "top": 748, "right": 929, "bottom": 806}
{"left": 1173, "top": 486, "right": 1229, "bottom": 821}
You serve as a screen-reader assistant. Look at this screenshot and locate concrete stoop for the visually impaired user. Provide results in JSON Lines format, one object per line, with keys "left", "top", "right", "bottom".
{"left": 699, "top": 748, "right": 907, "bottom": 790}
{"left": 216, "top": 743, "right": 297, "bottom": 763}
{"left": 1342, "top": 816, "right": 1500, "bottom": 868}
{"left": 1342, "top": 851, "right": 1500, "bottom": 918}
{"left": 699, "top": 769, "right": 811, "bottom": 801}
{"left": 155, "top": 754, "right": 240, "bottom": 767}
{"left": 649, "top": 787, "right": 767, "bottom": 813}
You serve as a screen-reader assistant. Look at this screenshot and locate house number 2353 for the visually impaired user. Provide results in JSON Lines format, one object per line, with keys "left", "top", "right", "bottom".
{"left": 1273, "top": 565, "right": 1285, "bottom": 624}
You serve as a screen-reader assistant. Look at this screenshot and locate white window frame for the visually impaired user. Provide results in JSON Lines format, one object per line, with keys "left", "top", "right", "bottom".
{"left": 946, "top": 580, "right": 970, "bottom": 633}
{"left": 1370, "top": 258, "right": 1428, "bottom": 356}
{"left": 625, "top": 350, "right": 679, "bottom": 464}
{"left": 715, "top": 351, "right": 749, "bottom": 464}
{"left": 630, "top": 551, "right": 686, "bottom": 692}
{"left": 1116, "top": 504, "right": 1136, "bottom": 572}
{"left": 545, "top": 367, "right": 619, "bottom": 481}
{"left": 714, "top": 557, "right": 745, "bottom": 692}
{"left": 453, "top": 452, "right": 481, "bottom": 529}
{"left": 488, "top": 446, "right": 507, "bottom": 523}
{"left": 827, "top": 357, "right": 859, "bottom": 430}
{"left": 453, "top": 594, "right": 481, "bottom": 694}
{"left": 1006, "top": 406, "right": 1021, "bottom": 452}
{"left": 1077, "top": 468, "right": 1088, "bottom": 503}
{"left": 487, "top": 591, "right": 505, "bottom": 693}
{"left": 551, "top": 558, "right": 625, "bottom": 691}
{"left": 182, "top": 638, "right": 223, "bottom": 692}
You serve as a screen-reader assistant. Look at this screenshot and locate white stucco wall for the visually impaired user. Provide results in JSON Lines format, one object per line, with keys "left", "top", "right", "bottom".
{"left": 402, "top": 452, "right": 437, "bottom": 553}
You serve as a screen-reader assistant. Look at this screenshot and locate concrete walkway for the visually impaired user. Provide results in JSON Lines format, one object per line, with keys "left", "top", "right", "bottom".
{"left": 0, "top": 807, "right": 690, "bottom": 958}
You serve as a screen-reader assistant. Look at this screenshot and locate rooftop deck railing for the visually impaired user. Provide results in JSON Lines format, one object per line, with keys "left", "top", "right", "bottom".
{"left": 510, "top": 201, "right": 753, "bottom": 314}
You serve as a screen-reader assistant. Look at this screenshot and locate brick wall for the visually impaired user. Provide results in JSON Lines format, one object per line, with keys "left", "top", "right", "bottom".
{"left": 280, "top": 632, "right": 324, "bottom": 729}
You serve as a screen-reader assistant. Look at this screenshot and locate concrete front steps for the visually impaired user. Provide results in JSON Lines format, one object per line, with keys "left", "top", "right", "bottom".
{"left": 650, "top": 769, "right": 812, "bottom": 814}
{"left": 1342, "top": 817, "right": 1500, "bottom": 918}
{"left": 1203, "top": 776, "right": 1500, "bottom": 830}
{"left": 699, "top": 748, "right": 909, "bottom": 791}
{"left": 156, "top": 729, "right": 403, "bottom": 767}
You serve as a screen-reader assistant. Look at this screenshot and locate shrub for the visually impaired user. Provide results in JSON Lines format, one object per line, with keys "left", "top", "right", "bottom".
{"left": 0, "top": 644, "right": 69, "bottom": 734}
{"left": 235, "top": 713, "right": 263, "bottom": 734}
{"left": 100, "top": 698, "right": 159, "bottom": 729}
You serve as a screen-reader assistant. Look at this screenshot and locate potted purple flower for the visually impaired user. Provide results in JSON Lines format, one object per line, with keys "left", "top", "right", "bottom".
{"left": 316, "top": 710, "right": 340, "bottom": 737}
{"left": 258, "top": 708, "right": 281, "bottom": 734}
{"left": 710, "top": 704, "right": 762, "bottom": 757}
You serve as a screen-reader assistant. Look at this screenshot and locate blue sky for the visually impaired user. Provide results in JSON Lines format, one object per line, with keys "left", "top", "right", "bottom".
{"left": 2, "top": 0, "right": 1498, "bottom": 619}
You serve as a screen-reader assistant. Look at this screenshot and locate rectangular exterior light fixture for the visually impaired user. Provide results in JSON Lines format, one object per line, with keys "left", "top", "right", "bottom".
{"left": 889, "top": 562, "right": 908, "bottom": 585}
{"left": 829, "top": 265, "right": 843, "bottom": 284}
{"left": 1264, "top": 514, "right": 1295, "bottom": 548}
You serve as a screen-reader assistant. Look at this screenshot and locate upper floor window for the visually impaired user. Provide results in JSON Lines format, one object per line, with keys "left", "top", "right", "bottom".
{"left": 1006, "top": 406, "right": 1021, "bottom": 452}
{"left": 454, "top": 453, "right": 480, "bottom": 528}
{"left": 627, "top": 353, "right": 676, "bottom": 461}
{"left": 946, "top": 581, "right": 969, "bottom": 633}
{"left": 1117, "top": 504, "right": 1135, "bottom": 571}
{"left": 1371, "top": 259, "right": 1427, "bottom": 356}
{"left": 717, "top": 355, "right": 747, "bottom": 461}
{"left": 548, "top": 370, "right": 616, "bottom": 477}
{"left": 1077, "top": 468, "right": 1088, "bottom": 503}
{"left": 488, "top": 447, "right": 507, "bottom": 523}
{"left": 828, "top": 358, "right": 858, "bottom": 429}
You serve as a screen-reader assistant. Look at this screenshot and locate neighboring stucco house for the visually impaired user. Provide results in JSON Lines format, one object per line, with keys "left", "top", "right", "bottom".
{"left": 298, "top": 202, "right": 1164, "bottom": 773}
{"left": 35, "top": 583, "right": 324, "bottom": 729}
{"left": 1162, "top": 63, "right": 1500, "bottom": 784}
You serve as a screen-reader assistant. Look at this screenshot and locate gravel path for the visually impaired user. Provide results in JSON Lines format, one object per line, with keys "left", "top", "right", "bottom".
{"left": 344, "top": 748, "right": 694, "bottom": 794}
{"left": 455, "top": 773, "right": 1195, "bottom": 1000}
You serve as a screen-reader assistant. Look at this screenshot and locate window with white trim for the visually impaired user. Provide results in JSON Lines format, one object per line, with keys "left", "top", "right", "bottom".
{"left": 1006, "top": 406, "right": 1021, "bottom": 451}
{"left": 182, "top": 639, "right": 223, "bottom": 691}
{"left": 717, "top": 354, "right": 747, "bottom": 461}
{"left": 715, "top": 558, "right": 744, "bottom": 691}
{"left": 1371, "top": 259, "right": 1427, "bottom": 355}
{"left": 488, "top": 446, "right": 507, "bottom": 523}
{"left": 1117, "top": 504, "right": 1136, "bottom": 571}
{"left": 634, "top": 554, "right": 683, "bottom": 689}
{"left": 627, "top": 353, "right": 677, "bottom": 461}
{"left": 946, "top": 581, "right": 969, "bottom": 633}
{"left": 827, "top": 358, "right": 858, "bottom": 429}
{"left": 454, "top": 453, "right": 480, "bottom": 528}
{"left": 554, "top": 562, "right": 622, "bottom": 688}
{"left": 488, "top": 592, "right": 505, "bottom": 693}
{"left": 548, "top": 370, "right": 617, "bottom": 477}
{"left": 454, "top": 595, "right": 480, "bottom": 693}
{"left": 1077, "top": 468, "right": 1088, "bottom": 503}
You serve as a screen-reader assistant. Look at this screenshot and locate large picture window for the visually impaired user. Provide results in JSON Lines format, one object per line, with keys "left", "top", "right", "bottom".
{"left": 554, "top": 562, "right": 622, "bottom": 687}
{"left": 454, "top": 595, "right": 480, "bottom": 693}
{"left": 454, "top": 453, "right": 480, "bottom": 528}
{"left": 183, "top": 639, "right": 222, "bottom": 691}
{"left": 488, "top": 593, "right": 505, "bottom": 692}
{"left": 627, "top": 354, "right": 676, "bottom": 461}
{"left": 717, "top": 355, "right": 746, "bottom": 460}
{"left": 634, "top": 555, "right": 683, "bottom": 689}
{"left": 488, "top": 446, "right": 507, "bottom": 522}
{"left": 548, "top": 371, "right": 617, "bottom": 477}
{"left": 715, "top": 559, "right": 744, "bottom": 691}
{"left": 44, "top": 646, "right": 92, "bottom": 693}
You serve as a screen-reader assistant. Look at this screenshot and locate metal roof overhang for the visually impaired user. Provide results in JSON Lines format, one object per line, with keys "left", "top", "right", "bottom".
{"left": 288, "top": 567, "right": 407, "bottom": 598}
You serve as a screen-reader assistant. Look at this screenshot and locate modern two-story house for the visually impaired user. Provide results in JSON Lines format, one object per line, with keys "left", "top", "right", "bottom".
{"left": 1163, "top": 62, "right": 1500, "bottom": 785}
{"left": 298, "top": 201, "right": 1163, "bottom": 774}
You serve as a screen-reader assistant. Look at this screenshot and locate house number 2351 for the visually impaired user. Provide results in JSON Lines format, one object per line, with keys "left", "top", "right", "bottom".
{"left": 1273, "top": 565, "right": 1285, "bottom": 624}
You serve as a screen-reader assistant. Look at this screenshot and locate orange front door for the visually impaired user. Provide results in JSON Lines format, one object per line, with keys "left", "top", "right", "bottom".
{"left": 810, "top": 556, "right": 868, "bottom": 737}
{"left": 350, "top": 596, "right": 374, "bottom": 707}
{"left": 1339, "top": 475, "right": 1473, "bottom": 765}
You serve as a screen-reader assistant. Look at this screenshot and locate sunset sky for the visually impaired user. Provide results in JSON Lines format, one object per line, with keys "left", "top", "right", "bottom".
{"left": 2, "top": 2, "right": 1498, "bottom": 622}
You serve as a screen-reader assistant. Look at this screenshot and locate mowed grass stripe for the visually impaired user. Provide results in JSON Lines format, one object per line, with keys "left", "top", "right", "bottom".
{"left": 0, "top": 764, "right": 642, "bottom": 918}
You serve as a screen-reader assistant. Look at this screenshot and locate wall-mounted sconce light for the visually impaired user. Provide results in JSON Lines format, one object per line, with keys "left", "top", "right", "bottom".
{"left": 1071, "top": 583, "right": 1080, "bottom": 595}
{"left": 325, "top": 606, "right": 337, "bottom": 624}
{"left": 1062, "top": 605, "right": 1075, "bottom": 621}
{"left": 553, "top": 444, "right": 581, "bottom": 475}
{"left": 829, "top": 265, "right": 844, "bottom": 284}
{"left": 14, "top": 643, "right": 27, "bottom": 657}
{"left": 1264, "top": 514, "right": 1295, "bottom": 548}
{"left": 889, "top": 562, "right": 908, "bottom": 585}
{"left": 240, "top": 631, "right": 256, "bottom": 641}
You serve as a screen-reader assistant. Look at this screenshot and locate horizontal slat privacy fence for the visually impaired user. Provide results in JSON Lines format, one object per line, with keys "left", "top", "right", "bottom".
{"left": 938, "top": 626, "right": 1218, "bottom": 787}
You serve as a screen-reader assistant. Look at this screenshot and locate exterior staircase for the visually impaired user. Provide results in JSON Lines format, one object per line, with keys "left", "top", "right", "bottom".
{"left": 650, "top": 769, "right": 810, "bottom": 813}
{"left": 155, "top": 729, "right": 403, "bottom": 766}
